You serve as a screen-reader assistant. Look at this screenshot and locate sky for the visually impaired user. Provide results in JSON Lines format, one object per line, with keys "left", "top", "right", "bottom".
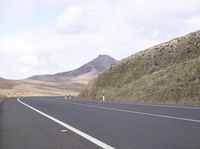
{"left": 0, "top": 0, "right": 200, "bottom": 79}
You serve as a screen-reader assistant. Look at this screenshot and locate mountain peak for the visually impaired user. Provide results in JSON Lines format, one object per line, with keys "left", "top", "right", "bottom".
{"left": 87, "top": 54, "right": 117, "bottom": 72}
{"left": 29, "top": 54, "right": 117, "bottom": 81}
{"left": 97, "top": 54, "right": 111, "bottom": 58}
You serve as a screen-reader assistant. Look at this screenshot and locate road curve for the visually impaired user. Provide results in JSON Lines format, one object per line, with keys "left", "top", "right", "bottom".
{"left": 1, "top": 96, "right": 200, "bottom": 149}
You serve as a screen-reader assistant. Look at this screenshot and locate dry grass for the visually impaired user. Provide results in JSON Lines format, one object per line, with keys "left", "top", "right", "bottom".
{"left": 0, "top": 70, "right": 98, "bottom": 97}
{"left": 79, "top": 30, "right": 200, "bottom": 105}
{"left": 0, "top": 79, "right": 78, "bottom": 97}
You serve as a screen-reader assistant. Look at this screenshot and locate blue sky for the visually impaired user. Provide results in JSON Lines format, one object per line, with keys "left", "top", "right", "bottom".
{"left": 0, "top": 0, "right": 200, "bottom": 79}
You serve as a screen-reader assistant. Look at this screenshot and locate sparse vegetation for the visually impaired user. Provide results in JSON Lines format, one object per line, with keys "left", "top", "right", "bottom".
{"left": 0, "top": 79, "right": 78, "bottom": 97}
{"left": 79, "top": 30, "right": 200, "bottom": 105}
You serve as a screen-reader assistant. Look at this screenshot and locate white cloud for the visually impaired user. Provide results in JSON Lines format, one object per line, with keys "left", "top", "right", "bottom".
{"left": 57, "top": 5, "right": 82, "bottom": 31}
{"left": 0, "top": 0, "right": 200, "bottom": 79}
{"left": 18, "top": 55, "right": 39, "bottom": 66}
{"left": 0, "top": 0, "right": 60, "bottom": 17}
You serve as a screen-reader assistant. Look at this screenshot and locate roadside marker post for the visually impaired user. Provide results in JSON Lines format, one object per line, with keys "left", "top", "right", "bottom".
{"left": 102, "top": 91, "right": 105, "bottom": 101}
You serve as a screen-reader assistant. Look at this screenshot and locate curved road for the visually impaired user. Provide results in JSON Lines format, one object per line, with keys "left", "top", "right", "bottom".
{"left": 1, "top": 96, "right": 200, "bottom": 149}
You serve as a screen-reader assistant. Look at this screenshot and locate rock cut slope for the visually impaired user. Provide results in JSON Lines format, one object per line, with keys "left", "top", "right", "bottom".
{"left": 79, "top": 31, "right": 200, "bottom": 105}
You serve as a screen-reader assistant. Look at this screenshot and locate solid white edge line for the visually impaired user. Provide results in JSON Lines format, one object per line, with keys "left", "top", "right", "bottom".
{"left": 56, "top": 97, "right": 200, "bottom": 110}
{"left": 64, "top": 101, "right": 200, "bottom": 123}
{"left": 118, "top": 102, "right": 200, "bottom": 110}
{"left": 17, "top": 98, "right": 115, "bottom": 149}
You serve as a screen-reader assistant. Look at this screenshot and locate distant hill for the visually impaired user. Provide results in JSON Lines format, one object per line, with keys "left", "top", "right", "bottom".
{"left": 79, "top": 30, "right": 200, "bottom": 105}
{"left": 0, "top": 78, "right": 78, "bottom": 97}
{"left": 29, "top": 54, "right": 117, "bottom": 82}
{"left": 0, "top": 55, "right": 117, "bottom": 97}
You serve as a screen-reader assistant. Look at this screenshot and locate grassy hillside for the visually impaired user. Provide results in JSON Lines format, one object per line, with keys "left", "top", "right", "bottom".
{"left": 79, "top": 30, "right": 200, "bottom": 105}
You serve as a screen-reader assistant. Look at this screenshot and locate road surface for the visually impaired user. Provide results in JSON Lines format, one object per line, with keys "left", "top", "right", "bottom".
{"left": 1, "top": 96, "right": 200, "bottom": 149}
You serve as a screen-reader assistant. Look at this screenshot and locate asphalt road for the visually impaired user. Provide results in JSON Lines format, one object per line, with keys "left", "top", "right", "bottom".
{"left": 1, "top": 97, "right": 200, "bottom": 149}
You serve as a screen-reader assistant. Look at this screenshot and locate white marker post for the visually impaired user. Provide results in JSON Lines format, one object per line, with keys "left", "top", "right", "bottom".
{"left": 102, "top": 91, "right": 105, "bottom": 102}
{"left": 7, "top": 93, "right": 9, "bottom": 98}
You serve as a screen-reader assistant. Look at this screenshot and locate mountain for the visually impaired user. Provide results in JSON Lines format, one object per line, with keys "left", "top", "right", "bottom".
{"left": 0, "top": 55, "right": 117, "bottom": 97}
{"left": 29, "top": 54, "right": 117, "bottom": 82}
{"left": 79, "top": 30, "right": 200, "bottom": 105}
